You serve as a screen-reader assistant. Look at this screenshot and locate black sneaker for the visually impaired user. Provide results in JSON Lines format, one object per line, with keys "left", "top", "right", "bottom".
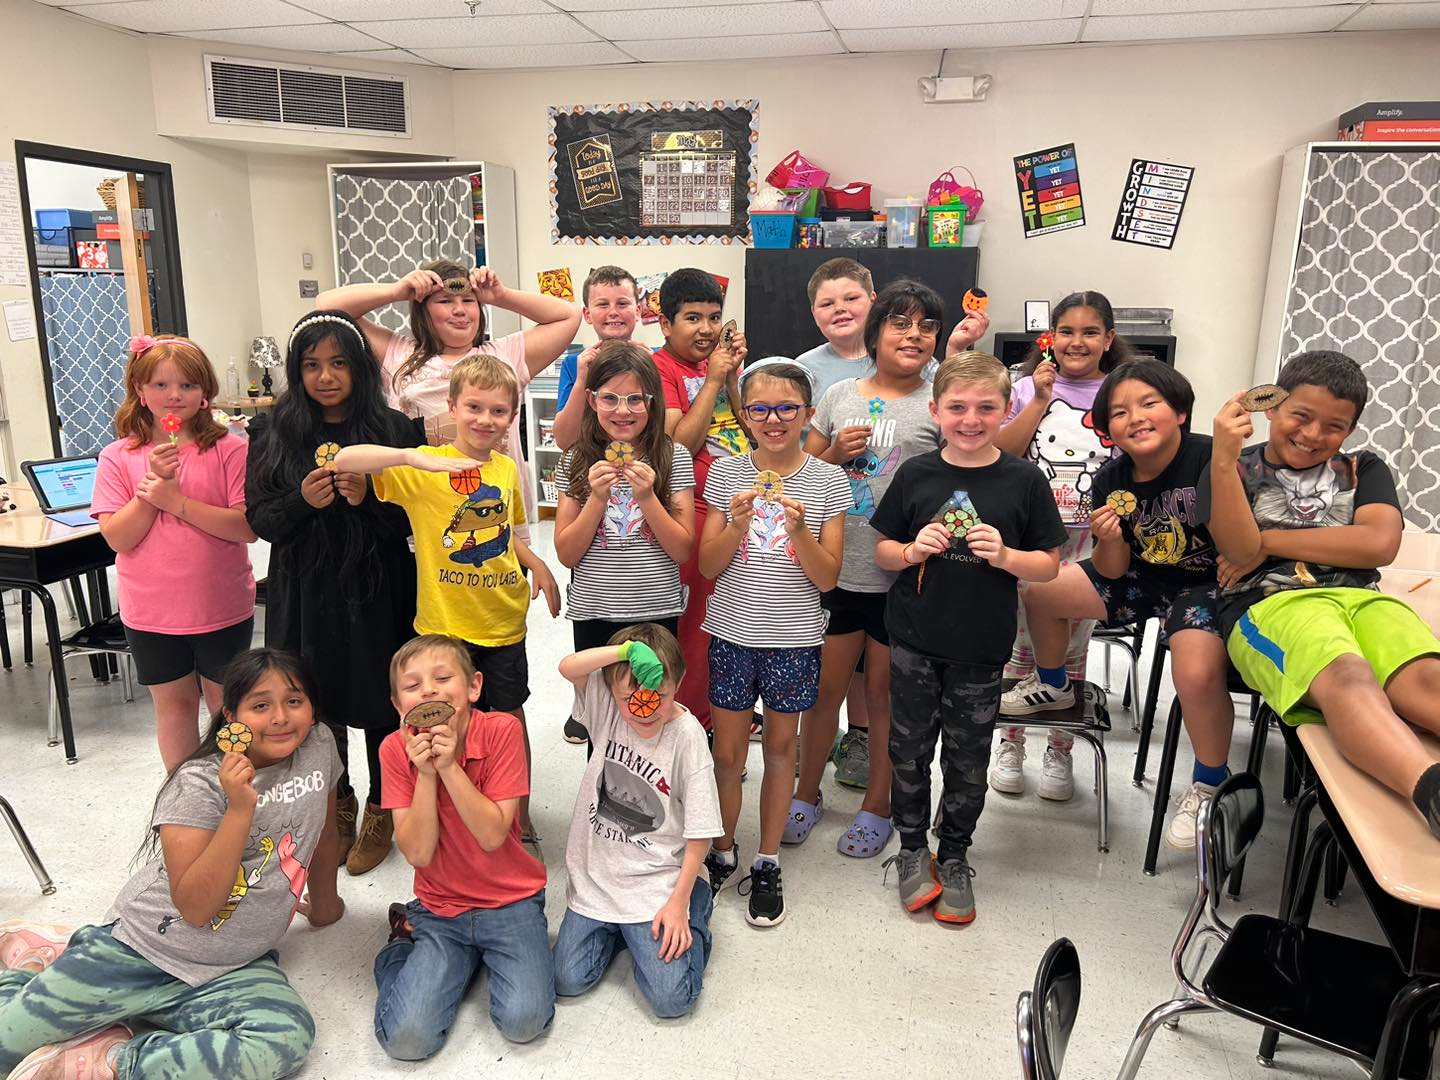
{"left": 562, "top": 717, "right": 588, "bottom": 744}
{"left": 739, "top": 862, "right": 785, "bottom": 927}
{"left": 705, "top": 842, "right": 740, "bottom": 896}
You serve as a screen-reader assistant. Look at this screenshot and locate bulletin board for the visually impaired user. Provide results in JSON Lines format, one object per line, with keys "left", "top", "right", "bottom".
{"left": 548, "top": 100, "right": 759, "bottom": 245}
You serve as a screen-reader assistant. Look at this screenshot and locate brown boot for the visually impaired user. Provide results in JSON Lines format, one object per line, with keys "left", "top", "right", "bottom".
{"left": 346, "top": 804, "right": 394, "bottom": 876}
{"left": 335, "top": 791, "right": 358, "bottom": 864}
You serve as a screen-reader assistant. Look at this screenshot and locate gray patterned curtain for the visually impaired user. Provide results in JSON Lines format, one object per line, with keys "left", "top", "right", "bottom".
{"left": 38, "top": 271, "right": 140, "bottom": 456}
{"left": 1281, "top": 148, "right": 1440, "bottom": 530}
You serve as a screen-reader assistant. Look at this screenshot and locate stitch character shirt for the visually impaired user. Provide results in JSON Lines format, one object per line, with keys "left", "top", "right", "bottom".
{"left": 812, "top": 379, "right": 939, "bottom": 593}
{"left": 564, "top": 672, "right": 721, "bottom": 924}
{"left": 107, "top": 724, "right": 341, "bottom": 987}
{"left": 374, "top": 445, "right": 528, "bottom": 647}
{"left": 1090, "top": 433, "right": 1219, "bottom": 585}
{"left": 1007, "top": 373, "right": 1117, "bottom": 527}
{"left": 1198, "top": 446, "right": 1400, "bottom": 638}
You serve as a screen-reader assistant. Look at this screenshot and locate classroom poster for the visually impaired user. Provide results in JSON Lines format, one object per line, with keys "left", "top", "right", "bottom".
{"left": 1013, "top": 143, "right": 1086, "bottom": 238}
{"left": 636, "top": 271, "right": 667, "bottom": 324}
{"left": 1112, "top": 158, "right": 1195, "bottom": 250}
{"left": 537, "top": 267, "right": 575, "bottom": 302}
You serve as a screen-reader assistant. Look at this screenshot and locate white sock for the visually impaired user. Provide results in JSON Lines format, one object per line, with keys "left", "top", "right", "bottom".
{"left": 754, "top": 852, "right": 779, "bottom": 869}
{"left": 713, "top": 844, "right": 736, "bottom": 866}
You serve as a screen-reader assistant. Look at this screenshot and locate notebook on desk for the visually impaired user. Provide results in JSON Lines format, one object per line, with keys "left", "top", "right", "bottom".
{"left": 21, "top": 455, "right": 100, "bottom": 528}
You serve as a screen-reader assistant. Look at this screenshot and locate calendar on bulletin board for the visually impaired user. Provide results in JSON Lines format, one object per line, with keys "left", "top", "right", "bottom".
{"left": 548, "top": 100, "right": 759, "bottom": 245}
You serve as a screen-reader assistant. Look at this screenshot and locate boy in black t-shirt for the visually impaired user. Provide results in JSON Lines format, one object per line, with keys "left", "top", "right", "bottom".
{"left": 999, "top": 361, "right": 1235, "bottom": 851}
{"left": 871, "top": 353, "right": 1066, "bottom": 924}
{"left": 1203, "top": 351, "right": 1440, "bottom": 839}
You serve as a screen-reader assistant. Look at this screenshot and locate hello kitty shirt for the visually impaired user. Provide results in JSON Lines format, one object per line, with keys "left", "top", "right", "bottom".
{"left": 1007, "top": 373, "right": 1117, "bottom": 527}
{"left": 700, "top": 453, "right": 850, "bottom": 648}
{"left": 554, "top": 442, "right": 695, "bottom": 621}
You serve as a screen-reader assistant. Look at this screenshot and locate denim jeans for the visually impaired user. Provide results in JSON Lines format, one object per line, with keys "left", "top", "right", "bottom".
{"left": 372, "top": 889, "right": 554, "bottom": 1060}
{"left": 552, "top": 886, "right": 712, "bottom": 1018}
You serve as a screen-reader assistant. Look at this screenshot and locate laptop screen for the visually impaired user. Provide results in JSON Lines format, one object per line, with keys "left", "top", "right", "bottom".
{"left": 27, "top": 457, "right": 99, "bottom": 512}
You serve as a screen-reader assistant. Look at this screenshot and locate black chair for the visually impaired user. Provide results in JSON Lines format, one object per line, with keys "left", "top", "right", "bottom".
{"left": 1016, "top": 937, "right": 1081, "bottom": 1079}
{"left": 1, "top": 793, "right": 55, "bottom": 895}
{"left": 1116, "top": 773, "right": 1433, "bottom": 1079}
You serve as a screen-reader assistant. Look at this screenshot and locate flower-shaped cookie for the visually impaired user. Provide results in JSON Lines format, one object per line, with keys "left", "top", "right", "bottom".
{"left": 1106, "top": 490, "right": 1139, "bottom": 518}
{"left": 314, "top": 442, "right": 341, "bottom": 470}
{"left": 216, "top": 722, "right": 253, "bottom": 754}
{"left": 604, "top": 441, "right": 636, "bottom": 466}
{"left": 753, "top": 469, "right": 783, "bottom": 501}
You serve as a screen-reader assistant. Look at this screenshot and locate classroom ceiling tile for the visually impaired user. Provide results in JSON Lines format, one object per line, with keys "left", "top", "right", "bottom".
{"left": 175, "top": 22, "right": 391, "bottom": 49}
{"left": 573, "top": 2, "right": 828, "bottom": 40}
{"left": 1090, "top": 0, "right": 1356, "bottom": 12}
{"left": 60, "top": 0, "right": 324, "bottom": 32}
{"left": 411, "top": 40, "right": 632, "bottom": 67}
{"left": 551, "top": 0, "right": 788, "bottom": 8}
{"left": 336, "top": 47, "right": 437, "bottom": 64}
{"left": 357, "top": 13, "right": 597, "bottom": 47}
{"left": 32, "top": 0, "right": 140, "bottom": 5}
{"left": 1082, "top": 5, "right": 1356, "bottom": 40}
{"left": 1340, "top": 2, "right": 1440, "bottom": 29}
{"left": 618, "top": 31, "right": 843, "bottom": 61}
{"left": 841, "top": 18, "right": 1081, "bottom": 49}
{"left": 819, "top": 0, "right": 1087, "bottom": 30}
{"left": 294, "top": 0, "right": 553, "bottom": 17}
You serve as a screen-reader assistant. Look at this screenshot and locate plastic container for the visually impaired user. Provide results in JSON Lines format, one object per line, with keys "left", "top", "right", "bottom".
{"left": 782, "top": 187, "right": 822, "bottom": 217}
{"left": 823, "top": 182, "right": 872, "bottom": 210}
{"left": 884, "top": 198, "right": 922, "bottom": 248}
{"left": 797, "top": 217, "right": 823, "bottom": 248}
{"left": 750, "top": 211, "right": 797, "bottom": 249}
{"left": 34, "top": 208, "right": 94, "bottom": 230}
{"left": 823, "top": 219, "right": 885, "bottom": 248}
{"left": 961, "top": 221, "right": 985, "bottom": 248}
{"left": 926, "top": 203, "right": 966, "bottom": 248}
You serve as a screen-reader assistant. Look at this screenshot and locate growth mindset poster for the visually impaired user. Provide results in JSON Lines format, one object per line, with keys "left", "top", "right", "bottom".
{"left": 1013, "top": 143, "right": 1086, "bottom": 238}
{"left": 1112, "top": 158, "right": 1195, "bottom": 249}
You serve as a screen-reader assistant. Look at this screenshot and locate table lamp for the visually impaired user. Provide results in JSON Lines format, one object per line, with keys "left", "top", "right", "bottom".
{"left": 250, "top": 336, "right": 283, "bottom": 397}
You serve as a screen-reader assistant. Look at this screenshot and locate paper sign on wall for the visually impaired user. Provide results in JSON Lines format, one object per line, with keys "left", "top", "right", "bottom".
{"left": 0, "top": 163, "right": 28, "bottom": 287}
{"left": 537, "top": 267, "right": 575, "bottom": 303}
{"left": 1112, "top": 158, "right": 1195, "bottom": 250}
{"left": 1013, "top": 143, "right": 1086, "bottom": 238}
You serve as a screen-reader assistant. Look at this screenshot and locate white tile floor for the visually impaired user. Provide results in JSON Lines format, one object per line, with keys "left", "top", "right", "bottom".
{"left": 0, "top": 523, "right": 1375, "bottom": 1078}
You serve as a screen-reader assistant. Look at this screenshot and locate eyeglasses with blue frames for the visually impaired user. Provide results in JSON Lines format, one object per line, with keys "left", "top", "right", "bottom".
{"left": 590, "top": 390, "right": 653, "bottom": 412}
{"left": 884, "top": 313, "right": 942, "bottom": 337}
{"left": 741, "top": 402, "right": 804, "bottom": 423}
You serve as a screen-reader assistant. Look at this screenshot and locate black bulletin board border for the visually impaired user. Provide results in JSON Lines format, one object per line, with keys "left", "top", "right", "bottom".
{"left": 548, "top": 99, "right": 759, "bottom": 245}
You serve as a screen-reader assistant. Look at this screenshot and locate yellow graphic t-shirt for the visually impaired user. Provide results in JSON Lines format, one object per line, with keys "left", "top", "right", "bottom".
{"left": 375, "top": 445, "right": 529, "bottom": 647}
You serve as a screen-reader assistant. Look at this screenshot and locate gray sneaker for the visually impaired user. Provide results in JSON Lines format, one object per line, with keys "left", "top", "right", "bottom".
{"left": 832, "top": 728, "right": 871, "bottom": 789}
{"left": 882, "top": 847, "right": 941, "bottom": 912}
{"left": 934, "top": 858, "right": 977, "bottom": 924}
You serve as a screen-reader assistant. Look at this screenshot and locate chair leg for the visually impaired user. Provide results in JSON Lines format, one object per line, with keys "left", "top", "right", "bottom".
{"left": 1289, "top": 822, "right": 1336, "bottom": 928}
{"left": 21, "top": 591, "right": 33, "bottom": 666}
{"left": 0, "top": 592, "right": 11, "bottom": 670}
{"left": 1322, "top": 842, "right": 1347, "bottom": 905}
{"left": 0, "top": 795, "right": 56, "bottom": 895}
{"left": 1226, "top": 698, "right": 1269, "bottom": 900}
{"left": 1369, "top": 977, "right": 1440, "bottom": 1080}
{"left": 47, "top": 668, "right": 62, "bottom": 747}
{"left": 1101, "top": 640, "right": 1113, "bottom": 694}
{"left": 1115, "top": 997, "right": 1214, "bottom": 1080}
{"left": 1143, "top": 699, "right": 1184, "bottom": 876}
{"left": 1282, "top": 743, "right": 1301, "bottom": 805}
{"left": 121, "top": 654, "right": 136, "bottom": 703}
{"left": 1277, "top": 786, "right": 1320, "bottom": 921}
{"left": 1134, "top": 641, "right": 1169, "bottom": 784}
{"left": 1075, "top": 730, "right": 1110, "bottom": 852}
{"left": 1127, "top": 644, "right": 1141, "bottom": 732}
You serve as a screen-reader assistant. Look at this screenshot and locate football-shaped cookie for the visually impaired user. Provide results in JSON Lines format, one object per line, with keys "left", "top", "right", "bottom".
{"left": 404, "top": 700, "right": 456, "bottom": 730}
{"left": 1240, "top": 384, "right": 1289, "bottom": 412}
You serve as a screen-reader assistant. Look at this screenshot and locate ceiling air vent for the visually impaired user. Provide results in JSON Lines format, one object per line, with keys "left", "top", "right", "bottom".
{"left": 205, "top": 55, "right": 409, "bottom": 137}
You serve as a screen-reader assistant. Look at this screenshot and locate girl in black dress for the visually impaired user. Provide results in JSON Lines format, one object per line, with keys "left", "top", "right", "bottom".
{"left": 246, "top": 310, "right": 422, "bottom": 875}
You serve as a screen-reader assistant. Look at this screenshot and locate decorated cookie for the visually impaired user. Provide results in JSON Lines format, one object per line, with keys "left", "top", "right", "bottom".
{"left": 162, "top": 413, "right": 182, "bottom": 447}
{"left": 604, "top": 440, "right": 636, "bottom": 466}
{"left": 404, "top": 700, "right": 456, "bottom": 730}
{"left": 442, "top": 276, "right": 470, "bottom": 296}
{"left": 753, "top": 469, "right": 784, "bottom": 501}
{"left": 314, "top": 442, "right": 340, "bottom": 471}
{"left": 1106, "top": 490, "right": 1139, "bottom": 518}
{"left": 1240, "top": 384, "right": 1289, "bottom": 412}
{"left": 216, "top": 722, "right": 253, "bottom": 755}
{"left": 628, "top": 687, "right": 662, "bottom": 719}
{"left": 868, "top": 396, "right": 885, "bottom": 423}
{"left": 962, "top": 287, "right": 989, "bottom": 314}
{"left": 1294, "top": 561, "right": 1318, "bottom": 588}
{"left": 718, "top": 319, "right": 737, "bottom": 353}
{"left": 941, "top": 505, "right": 981, "bottom": 536}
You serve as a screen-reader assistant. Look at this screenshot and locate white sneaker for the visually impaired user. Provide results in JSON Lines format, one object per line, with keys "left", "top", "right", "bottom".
{"left": 1000, "top": 672, "right": 1075, "bottom": 716}
{"left": 1165, "top": 782, "right": 1218, "bottom": 851}
{"left": 1038, "top": 746, "right": 1075, "bottom": 802}
{"left": 989, "top": 738, "right": 1026, "bottom": 795}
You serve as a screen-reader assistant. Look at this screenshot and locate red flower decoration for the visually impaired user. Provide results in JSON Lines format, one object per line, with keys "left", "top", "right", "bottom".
{"left": 1035, "top": 333, "right": 1054, "bottom": 352}
{"left": 161, "top": 413, "right": 182, "bottom": 434}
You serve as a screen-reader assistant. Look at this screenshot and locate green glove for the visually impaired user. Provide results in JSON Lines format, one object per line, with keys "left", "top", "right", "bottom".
{"left": 616, "top": 640, "right": 664, "bottom": 691}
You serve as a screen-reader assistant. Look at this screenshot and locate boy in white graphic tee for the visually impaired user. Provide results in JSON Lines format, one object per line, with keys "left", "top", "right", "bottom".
{"left": 553, "top": 623, "right": 721, "bottom": 1018}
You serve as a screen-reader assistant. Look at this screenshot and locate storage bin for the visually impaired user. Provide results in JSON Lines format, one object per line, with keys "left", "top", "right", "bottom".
{"left": 823, "top": 183, "right": 872, "bottom": 210}
{"left": 961, "top": 221, "right": 985, "bottom": 248}
{"left": 884, "top": 198, "right": 922, "bottom": 248}
{"left": 797, "top": 218, "right": 823, "bottom": 248}
{"left": 926, "top": 203, "right": 966, "bottom": 248}
{"left": 823, "top": 219, "right": 885, "bottom": 248}
{"left": 34, "top": 208, "right": 94, "bottom": 230}
{"left": 782, "top": 187, "right": 822, "bottom": 217}
{"left": 34, "top": 243, "right": 70, "bottom": 267}
{"left": 766, "top": 151, "right": 829, "bottom": 190}
{"left": 750, "top": 211, "right": 797, "bottom": 249}
{"left": 820, "top": 209, "right": 877, "bottom": 222}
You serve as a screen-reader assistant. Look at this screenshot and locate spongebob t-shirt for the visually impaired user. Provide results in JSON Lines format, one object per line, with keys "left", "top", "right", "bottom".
{"left": 1090, "top": 432, "right": 1218, "bottom": 586}
{"left": 106, "top": 724, "right": 341, "bottom": 987}
{"left": 375, "top": 445, "right": 529, "bottom": 647}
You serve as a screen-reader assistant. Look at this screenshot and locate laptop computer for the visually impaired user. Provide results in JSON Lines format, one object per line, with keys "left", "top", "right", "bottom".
{"left": 21, "top": 455, "right": 101, "bottom": 528}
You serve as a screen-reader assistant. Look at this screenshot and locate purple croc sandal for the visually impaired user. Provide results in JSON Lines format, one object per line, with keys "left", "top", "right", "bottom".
{"left": 837, "top": 810, "right": 893, "bottom": 858}
{"left": 782, "top": 792, "right": 824, "bottom": 845}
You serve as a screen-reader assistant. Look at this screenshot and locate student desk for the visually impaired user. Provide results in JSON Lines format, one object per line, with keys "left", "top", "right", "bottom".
{"left": 0, "top": 484, "right": 116, "bottom": 762}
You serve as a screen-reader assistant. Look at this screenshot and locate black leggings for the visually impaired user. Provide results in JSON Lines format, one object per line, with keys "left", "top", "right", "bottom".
{"left": 329, "top": 722, "right": 386, "bottom": 806}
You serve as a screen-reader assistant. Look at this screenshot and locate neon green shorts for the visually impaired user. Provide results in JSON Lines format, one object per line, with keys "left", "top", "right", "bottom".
{"left": 1227, "top": 587, "right": 1440, "bottom": 726}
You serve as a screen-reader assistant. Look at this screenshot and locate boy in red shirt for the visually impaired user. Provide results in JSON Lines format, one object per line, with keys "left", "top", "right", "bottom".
{"left": 373, "top": 635, "right": 552, "bottom": 1059}
{"left": 653, "top": 268, "right": 750, "bottom": 727}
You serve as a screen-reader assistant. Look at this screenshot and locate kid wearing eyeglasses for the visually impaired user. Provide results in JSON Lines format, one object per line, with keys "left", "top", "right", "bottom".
{"left": 553, "top": 342, "right": 697, "bottom": 712}
{"left": 697, "top": 360, "right": 850, "bottom": 927}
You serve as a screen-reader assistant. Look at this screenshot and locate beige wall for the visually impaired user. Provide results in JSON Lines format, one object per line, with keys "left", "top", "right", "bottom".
{"left": 452, "top": 31, "right": 1440, "bottom": 422}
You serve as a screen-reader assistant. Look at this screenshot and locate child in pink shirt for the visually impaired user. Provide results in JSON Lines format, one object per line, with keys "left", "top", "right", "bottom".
{"left": 92, "top": 335, "right": 256, "bottom": 772}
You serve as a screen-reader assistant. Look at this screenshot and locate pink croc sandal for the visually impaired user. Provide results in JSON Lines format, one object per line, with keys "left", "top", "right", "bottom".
{"left": 837, "top": 811, "right": 893, "bottom": 858}
{"left": 781, "top": 792, "right": 824, "bottom": 845}
{"left": 0, "top": 920, "right": 73, "bottom": 973}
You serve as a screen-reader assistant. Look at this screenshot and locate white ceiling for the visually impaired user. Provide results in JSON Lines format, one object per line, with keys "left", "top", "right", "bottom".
{"left": 33, "top": 0, "right": 1440, "bottom": 69}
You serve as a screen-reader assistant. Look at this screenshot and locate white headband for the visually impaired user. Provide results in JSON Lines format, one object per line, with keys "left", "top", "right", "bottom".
{"left": 289, "top": 313, "right": 365, "bottom": 349}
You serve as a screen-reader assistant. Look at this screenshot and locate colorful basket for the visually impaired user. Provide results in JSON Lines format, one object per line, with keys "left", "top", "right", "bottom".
{"left": 782, "top": 187, "right": 822, "bottom": 217}
{"left": 823, "top": 183, "right": 872, "bottom": 210}
{"left": 750, "top": 211, "right": 797, "bottom": 249}
{"left": 927, "top": 166, "right": 984, "bottom": 224}
{"left": 766, "top": 151, "right": 829, "bottom": 190}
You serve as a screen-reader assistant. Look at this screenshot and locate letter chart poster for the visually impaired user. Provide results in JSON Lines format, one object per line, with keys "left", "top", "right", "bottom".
{"left": 1013, "top": 143, "right": 1086, "bottom": 238}
{"left": 548, "top": 100, "right": 759, "bottom": 245}
{"left": 1112, "top": 158, "right": 1195, "bottom": 250}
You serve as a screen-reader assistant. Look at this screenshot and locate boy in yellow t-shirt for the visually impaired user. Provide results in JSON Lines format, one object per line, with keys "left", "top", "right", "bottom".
{"left": 336, "top": 354, "right": 560, "bottom": 841}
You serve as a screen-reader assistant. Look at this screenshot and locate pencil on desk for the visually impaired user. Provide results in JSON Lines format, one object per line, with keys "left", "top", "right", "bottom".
{"left": 1408, "top": 577, "right": 1432, "bottom": 593}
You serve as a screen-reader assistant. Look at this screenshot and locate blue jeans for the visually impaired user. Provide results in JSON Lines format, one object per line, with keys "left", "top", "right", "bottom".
{"left": 372, "top": 889, "right": 554, "bottom": 1060}
{"left": 552, "top": 886, "right": 712, "bottom": 1019}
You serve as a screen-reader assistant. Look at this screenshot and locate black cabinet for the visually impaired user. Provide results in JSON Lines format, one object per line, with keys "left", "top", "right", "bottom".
{"left": 742, "top": 247, "right": 980, "bottom": 362}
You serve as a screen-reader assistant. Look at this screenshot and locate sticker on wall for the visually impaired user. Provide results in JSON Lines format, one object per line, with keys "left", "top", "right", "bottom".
{"left": 537, "top": 267, "right": 575, "bottom": 303}
{"left": 1112, "top": 158, "right": 1195, "bottom": 250}
{"left": 1013, "top": 143, "right": 1086, "bottom": 238}
{"left": 637, "top": 271, "right": 668, "bottom": 324}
